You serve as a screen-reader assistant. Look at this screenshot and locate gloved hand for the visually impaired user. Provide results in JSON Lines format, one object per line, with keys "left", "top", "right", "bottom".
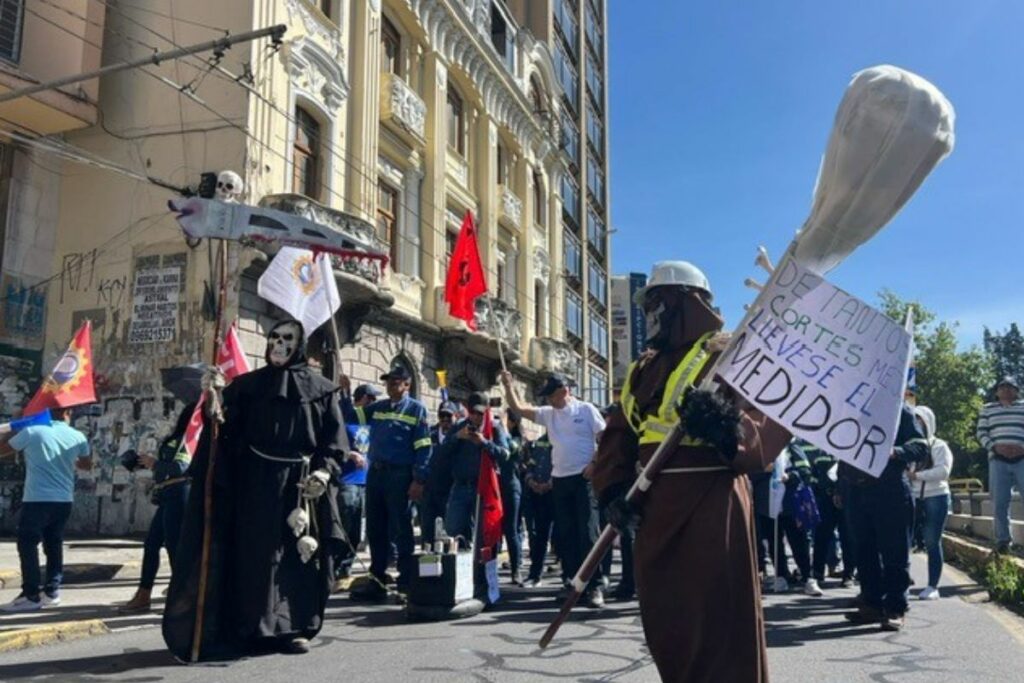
{"left": 300, "top": 469, "right": 331, "bottom": 500}
{"left": 201, "top": 367, "right": 226, "bottom": 392}
{"left": 605, "top": 489, "right": 642, "bottom": 535}
{"left": 677, "top": 388, "right": 743, "bottom": 459}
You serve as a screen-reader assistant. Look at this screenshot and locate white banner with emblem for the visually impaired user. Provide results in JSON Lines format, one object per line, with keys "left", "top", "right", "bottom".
{"left": 717, "top": 256, "right": 911, "bottom": 477}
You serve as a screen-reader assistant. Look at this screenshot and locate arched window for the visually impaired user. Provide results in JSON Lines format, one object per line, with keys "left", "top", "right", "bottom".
{"left": 533, "top": 169, "right": 545, "bottom": 226}
{"left": 293, "top": 106, "right": 322, "bottom": 200}
{"left": 530, "top": 74, "right": 546, "bottom": 115}
{"left": 447, "top": 87, "right": 465, "bottom": 155}
{"left": 534, "top": 280, "right": 546, "bottom": 337}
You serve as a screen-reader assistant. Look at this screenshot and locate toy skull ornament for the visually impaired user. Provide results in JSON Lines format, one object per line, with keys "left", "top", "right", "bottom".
{"left": 215, "top": 170, "right": 244, "bottom": 203}
{"left": 266, "top": 321, "right": 301, "bottom": 367}
{"left": 297, "top": 535, "right": 319, "bottom": 564}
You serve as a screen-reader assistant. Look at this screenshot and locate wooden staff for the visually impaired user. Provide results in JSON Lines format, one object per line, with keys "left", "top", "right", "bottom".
{"left": 190, "top": 240, "right": 229, "bottom": 662}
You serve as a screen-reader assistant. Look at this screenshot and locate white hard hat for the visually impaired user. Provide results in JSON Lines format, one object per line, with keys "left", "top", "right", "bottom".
{"left": 633, "top": 261, "right": 712, "bottom": 305}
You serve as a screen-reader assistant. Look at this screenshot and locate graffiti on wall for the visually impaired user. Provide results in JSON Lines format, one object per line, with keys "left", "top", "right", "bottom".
{"left": 0, "top": 275, "right": 46, "bottom": 346}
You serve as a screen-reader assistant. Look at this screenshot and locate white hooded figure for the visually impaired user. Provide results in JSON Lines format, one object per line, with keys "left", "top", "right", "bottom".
{"left": 215, "top": 170, "right": 245, "bottom": 203}
{"left": 910, "top": 405, "right": 954, "bottom": 601}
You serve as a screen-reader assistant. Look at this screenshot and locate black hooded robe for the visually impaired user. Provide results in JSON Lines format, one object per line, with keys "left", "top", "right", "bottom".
{"left": 163, "top": 329, "right": 347, "bottom": 661}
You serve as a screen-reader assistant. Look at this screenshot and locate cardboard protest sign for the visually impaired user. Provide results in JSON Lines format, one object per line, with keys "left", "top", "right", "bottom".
{"left": 718, "top": 256, "right": 911, "bottom": 477}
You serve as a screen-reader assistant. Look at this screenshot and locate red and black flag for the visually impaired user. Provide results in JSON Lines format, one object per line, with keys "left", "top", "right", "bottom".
{"left": 444, "top": 211, "right": 488, "bottom": 329}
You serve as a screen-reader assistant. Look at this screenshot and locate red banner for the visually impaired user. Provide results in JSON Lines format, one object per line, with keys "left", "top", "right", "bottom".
{"left": 23, "top": 321, "right": 97, "bottom": 415}
{"left": 444, "top": 211, "right": 488, "bottom": 329}
{"left": 216, "top": 322, "right": 250, "bottom": 381}
{"left": 476, "top": 408, "right": 504, "bottom": 557}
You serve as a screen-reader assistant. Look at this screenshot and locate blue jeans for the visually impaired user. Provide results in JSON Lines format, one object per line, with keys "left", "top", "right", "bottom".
{"left": 920, "top": 493, "right": 950, "bottom": 588}
{"left": 445, "top": 482, "right": 477, "bottom": 546}
{"left": 501, "top": 480, "right": 523, "bottom": 574}
{"left": 17, "top": 502, "right": 72, "bottom": 599}
{"left": 140, "top": 482, "right": 189, "bottom": 589}
{"left": 334, "top": 483, "right": 365, "bottom": 577}
{"left": 990, "top": 458, "right": 1024, "bottom": 544}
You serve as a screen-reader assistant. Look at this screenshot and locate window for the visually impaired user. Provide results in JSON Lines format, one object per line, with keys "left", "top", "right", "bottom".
{"left": 293, "top": 107, "right": 322, "bottom": 200}
{"left": 381, "top": 16, "right": 401, "bottom": 76}
{"left": 497, "top": 140, "right": 508, "bottom": 186}
{"left": 588, "top": 366, "right": 608, "bottom": 405}
{"left": 586, "top": 50, "right": 603, "bottom": 107}
{"left": 0, "top": 0, "right": 24, "bottom": 62}
{"left": 447, "top": 88, "right": 465, "bottom": 155}
{"left": 561, "top": 174, "right": 580, "bottom": 227}
{"left": 445, "top": 227, "right": 458, "bottom": 272}
{"left": 534, "top": 281, "right": 546, "bottom": 337}
{"left": 585, "top": 1, "right": 602, "bottom": 54}
{"left": 588, "top": 261, "right": 607, "bottom": 305}
{"left": 587, "top": 206, "right": 605, "bottom": 256}
{"left": 533, "top": 170, "right": 545, "bottom": 226}
{"left": 529, "top": 75, "right": 546, "bottom": 115}
{"left": 498, "top": 231, "right": 518, "bottom": 305}
{"left": 566, "top": 290, "right": 583, "bottom": 338}
{"left": 554, "top": 0, "right": 578, "bottom": 53}
{"left": 587, "top": 157, "right": 604, "bottom": 205}
{"left": 586, "top": 104, "right": 603, "bottom": 159}
{"left": 319, "top": 0, "right": 333, "bottom": 18}
{"left": 490, "top": 2, "right": 515, "bottom": 72}
{"left": 377, "top": 181, "right": 400, "bottom": 267}
{"left": 553, "top": 42, "right": 578, "bottom": 112}
{"left": 563, "top": 230, "right": 582, "bottom": 281}
{"left": 589, "top": 310, "right": 609, "bottom": 359}
{"left": 496, "top": 256, "right": 506, "bottom": 303}
{"left": 561, "top": 110, "right": 580, "bottom": 166}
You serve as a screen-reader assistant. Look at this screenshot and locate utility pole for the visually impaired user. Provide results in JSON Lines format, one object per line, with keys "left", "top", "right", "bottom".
{"left": 0, "top": 24, "right": 287, "bottom": 106}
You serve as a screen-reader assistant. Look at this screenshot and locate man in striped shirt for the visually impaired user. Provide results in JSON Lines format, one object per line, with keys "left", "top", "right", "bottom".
{"left": 976, "top": 376, "right": 1024, "bottom": 552}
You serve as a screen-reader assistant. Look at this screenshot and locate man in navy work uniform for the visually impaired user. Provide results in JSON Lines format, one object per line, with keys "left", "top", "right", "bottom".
{"left": 340, "top": 365, "right": 431, "bottom": 598}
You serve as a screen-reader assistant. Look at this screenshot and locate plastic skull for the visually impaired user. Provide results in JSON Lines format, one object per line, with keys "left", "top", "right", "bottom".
{"left": 215, "top": 170, "right": 244, "bottom": 203}
{"left": 266, "top": 321, "right": 301, "bottom": 367}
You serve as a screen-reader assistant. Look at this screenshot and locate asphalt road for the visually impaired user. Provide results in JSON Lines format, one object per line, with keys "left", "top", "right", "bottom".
{"left": 2, "top": 556, "right": 1023, "bottom": 682}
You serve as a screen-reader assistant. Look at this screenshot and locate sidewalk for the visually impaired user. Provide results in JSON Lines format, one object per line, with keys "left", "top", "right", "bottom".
{"left": 0, "top": 538, "right": 160, "bottom": 652}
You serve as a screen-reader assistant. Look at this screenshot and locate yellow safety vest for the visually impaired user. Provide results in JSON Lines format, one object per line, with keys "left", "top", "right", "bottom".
{"left": 620, "top": 332, "right": 715, "bottom": 447}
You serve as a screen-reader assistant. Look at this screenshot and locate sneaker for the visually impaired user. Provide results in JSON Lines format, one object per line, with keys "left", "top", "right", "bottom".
{"left": 840, "top": 576, "right": 855, "bottom": 589}
{"left": 845, "top": 605, "right": 883, "bottom": 625}
{"left": 918, "top": 586, "right": 940, "bottom": 601}
{"left": 524, "top": 575, "right": 542, "bottom": 588}
{"left": 773, "top": 577, "right": 790, "bottom": 593}
{"left": 881, "top": 614, "right": 905, "bottom": 632}
{"left": 804, "top": 578, "right": 824, "bottom": 597}
{"left": 283, "top": 637, "right": 310, "bottom": 654}
{"left": 41, "top": 591, "right": 61, "bottom": 607}
{"left": 509, "top": 570, "right": 524, "bottom": 587}
{"left": 583, "top": 588, "right": 605, "bottom": 609}
{"left": 1, "top": 594, "right": 42, "bottom": 612}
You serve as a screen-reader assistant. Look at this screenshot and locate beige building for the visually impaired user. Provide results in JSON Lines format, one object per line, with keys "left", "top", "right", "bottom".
{"left": 0, "top": 0, "right": 611, "bottom": 534}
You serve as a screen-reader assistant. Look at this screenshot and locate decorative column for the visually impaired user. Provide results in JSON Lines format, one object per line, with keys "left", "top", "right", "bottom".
{"left": 477, "top": 114, "right": 499, "bottom": 283}
{"left": 402, "top": 151, "right": 424, "bottom": 280}
{"left": 421, "top": 52, "right": 449, "bottom": 321}
{"left": 548, "top": 163, "right": 566, "bottom": 340}
{"left": 346, "top": 0, "right": 382, "bottom": 222}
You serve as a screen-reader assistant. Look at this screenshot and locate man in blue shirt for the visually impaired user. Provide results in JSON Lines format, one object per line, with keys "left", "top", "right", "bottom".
{"left": 2, "top": 407, "right": 90, "bottom": 612}
{"left": 333, "top": 383, "right": 379, "bottom": 588}
{"left": 340, "top": 365, "right": 431, "bottom": 597}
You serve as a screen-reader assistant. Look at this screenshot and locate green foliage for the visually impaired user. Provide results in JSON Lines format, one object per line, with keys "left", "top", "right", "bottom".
{"left": 984, "top": 323, "right": 1024, "bottom": 392}
{"left": 877, "top": 290, "right": 993, "bottom": 478}
{"left": 984, "top": 554, "right": 1024, "bottom": 605}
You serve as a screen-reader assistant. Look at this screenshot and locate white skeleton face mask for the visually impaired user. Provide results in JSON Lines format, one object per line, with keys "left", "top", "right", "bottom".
{"left": 215, "top": 170, "right": 244, "bottom": 203}
{"left": 267, "top": 322, "right": 301, "bottom": 367}
{"left": 644, "top": 301, "right": 667, "bottom": 345}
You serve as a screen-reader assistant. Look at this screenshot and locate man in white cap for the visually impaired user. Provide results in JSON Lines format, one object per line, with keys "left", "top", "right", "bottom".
{"left": 977, "top": 376, "right": 1024, "bottom": 553}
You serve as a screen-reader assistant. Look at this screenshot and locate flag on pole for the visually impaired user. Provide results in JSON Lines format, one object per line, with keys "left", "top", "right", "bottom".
{"left": 436, "top": 369, "right": 449, "bottom": 403}
{"left": 216, "top": 322, "right": 251, "bottom": 382}
{"left": 23, "top": 321, "right": 97, "bottom": 415}
{"left": 444, "top": 211, "right": 487, "bottom": 329}
{"left": 178, "top": 395, "right": 206, "bottom": 461}
{"left": 477, "top": 407, "right": 504, "bottom": 558}
{"left": 257, "top": 247, "right": 341, "bottom": 335}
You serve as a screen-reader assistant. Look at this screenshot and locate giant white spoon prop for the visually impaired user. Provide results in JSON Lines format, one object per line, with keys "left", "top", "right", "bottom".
{"left": 540, "top": 64, "right": 955, "bottom": 649}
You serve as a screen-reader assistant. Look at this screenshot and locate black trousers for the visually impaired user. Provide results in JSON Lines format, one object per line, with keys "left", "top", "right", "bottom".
{"left": 524, "top": 487, "right": 554, "bottom": 580}
{"left": 812, "top": 489, "right": 854, "bottom": 580}
{"left": 366, "top": 466, "right": 415, "bottom": 585}
{"left": 847, "top": 483, "right": 914, "bottom": 616}
{"left": 551, "top": 474, "right": 602, "bottom": 590}
{"left": 140, "top": 483, "right": 189, "bottom": 589}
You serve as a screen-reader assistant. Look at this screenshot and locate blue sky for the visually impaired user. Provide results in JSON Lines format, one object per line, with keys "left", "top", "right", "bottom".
{"left": 607, "top": 0, "right": 1023, "bottom": 348}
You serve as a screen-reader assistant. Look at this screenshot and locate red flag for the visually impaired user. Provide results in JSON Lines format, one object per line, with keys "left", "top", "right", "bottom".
{"left": 444, "top": 211, "right": 488, "bottom": 330}
{"left": 23, "top": 321, "right": 97, "bottom": 415}
{"left": 476, "top": 408, "right": 504, "bottom": 557}
{"left": 178, "top": 395, "right": 206, "bottom": 461}
{"left": 216, "top": 322, "right": 250, "bottom": 381}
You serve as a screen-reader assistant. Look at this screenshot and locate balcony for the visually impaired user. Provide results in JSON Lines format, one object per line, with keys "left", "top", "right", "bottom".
{"left": 446, "top": 151, "right": 469, "bottom": 189}
{"left": 380, "top": 72, "right": 426, "bottom": 146}
{"left": 0, "top": 1, "right": 104, "bottom": 135}
{"left": 499, "top": 185, "right": 522, "bottom": 229}
{"left": 529, "top": 336, "right": 581, "bottom": 378}
{"left": 257, "top": 194, "right": 393, "bottom": 305}
{"left": 434, "top": 287, "right": 523, "bottom": 362}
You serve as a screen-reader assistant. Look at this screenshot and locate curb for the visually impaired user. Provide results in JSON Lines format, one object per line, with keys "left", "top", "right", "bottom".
{"left": 943, "top": 532, "right": 1024, "bottom": 570}
{"left": 0, "top": 619, "right": 110, "bottom": 653}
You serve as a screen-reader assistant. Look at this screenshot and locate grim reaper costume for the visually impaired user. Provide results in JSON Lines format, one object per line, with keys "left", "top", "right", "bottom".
{"left": 163, "top": 320, "right": 348, "bottom": 659}
{"left": 593, "top": 270, "right": 791, "bottom": 683}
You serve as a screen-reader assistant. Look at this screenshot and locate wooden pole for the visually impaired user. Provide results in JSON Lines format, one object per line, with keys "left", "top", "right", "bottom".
{"left": 190, "top": 240, "right": 229, "bottom": 662}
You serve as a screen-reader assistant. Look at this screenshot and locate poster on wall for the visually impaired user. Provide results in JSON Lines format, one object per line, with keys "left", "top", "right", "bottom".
{"left": 128, "top": 266, "right": 181, "bottom": 344}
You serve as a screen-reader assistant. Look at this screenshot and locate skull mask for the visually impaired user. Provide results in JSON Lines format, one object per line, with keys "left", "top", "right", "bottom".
{"left": 266, "top": 321, "right": 302, "bottom": 367}
{"left": 215, "top": 170, "right": 244, "bottom": 203}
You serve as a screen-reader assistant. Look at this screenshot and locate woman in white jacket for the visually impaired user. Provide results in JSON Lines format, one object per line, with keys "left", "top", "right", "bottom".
{"left": 910, "top": 405, "right": 954, "bottom": 600}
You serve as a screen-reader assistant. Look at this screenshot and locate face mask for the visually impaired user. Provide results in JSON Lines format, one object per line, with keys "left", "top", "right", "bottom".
{"left": 267, "top": 322, "right": 301, "bottom": 367}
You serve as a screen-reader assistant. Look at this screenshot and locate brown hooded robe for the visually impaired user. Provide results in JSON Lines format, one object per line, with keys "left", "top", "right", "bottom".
{"left": 592, "top": 291, "right": 790, "bottom": 683}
